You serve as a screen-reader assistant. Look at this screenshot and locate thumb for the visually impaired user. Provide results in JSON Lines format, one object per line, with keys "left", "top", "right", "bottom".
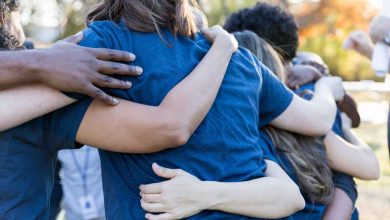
{"left": 152, "top": 163, "right": 181, "bottom": 179}
{"left": 61, "top": 31, "right": 84, "bottom": 44}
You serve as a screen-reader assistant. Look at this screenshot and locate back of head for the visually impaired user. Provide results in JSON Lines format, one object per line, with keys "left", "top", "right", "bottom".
{"left": 0, "top": 0, "right": 21, "bottom": 50}
{"left": 224, "top": 2, "right": 299, "bottom": 62}
{"left": 233, "top": 30, "right": 286, "bottom": 82}
{"left": 87, "top": 0, "right": 200, "bottom": 38}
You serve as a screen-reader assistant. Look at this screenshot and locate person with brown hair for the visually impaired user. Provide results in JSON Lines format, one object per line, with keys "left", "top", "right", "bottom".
{"left": 140, "top": 30, "right": 379, "bottom": 220}
{"left": 2, "top": 1, "right": 344, "bottom": 219}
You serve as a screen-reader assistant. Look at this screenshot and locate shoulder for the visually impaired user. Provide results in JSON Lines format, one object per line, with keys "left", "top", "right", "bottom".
{"left": 81, "top": 20, "right": 130, "bottom": 48}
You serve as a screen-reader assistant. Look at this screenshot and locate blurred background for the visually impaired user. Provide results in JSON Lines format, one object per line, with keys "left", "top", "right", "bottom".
{"left": 19, "top": 0, "right": 389, "bottom": 219}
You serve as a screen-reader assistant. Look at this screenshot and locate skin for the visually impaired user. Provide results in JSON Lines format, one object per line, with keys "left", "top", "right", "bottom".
{"left": 140, "top": 162, "right": 305, "bottom": 220}
{"left": 140, "top": 114, "right": 379, "bottom": 220}
{"left": 1, "top": 26, "right": 239, "bottom": 154}
{"left": 1, "top": 12, "right": 142, "bottom": 105}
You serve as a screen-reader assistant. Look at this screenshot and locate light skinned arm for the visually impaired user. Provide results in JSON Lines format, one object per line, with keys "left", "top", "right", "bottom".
{"left": 75, "top": 26, "right": 237, "bottom": 153}
{"left": 270, "top": 77, "right": 342, "bottom": 136}
{"left": 323, "top": 114, "right": 380, "bottom": 180}
{"left": 139, "top": 161, "right": 305, "bottom": 220}
{"left": 323, "top": 188, "right": 354, "bottom": 220}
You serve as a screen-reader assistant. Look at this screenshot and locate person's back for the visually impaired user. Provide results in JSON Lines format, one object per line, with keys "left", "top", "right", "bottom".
{"left": 79, "top": 20, "right": 292, "bottom": 219}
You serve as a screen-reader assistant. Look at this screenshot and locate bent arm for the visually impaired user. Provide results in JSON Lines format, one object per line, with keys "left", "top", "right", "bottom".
{"left": 0, "top": 84, "right": 75, "bottom": 131}
{"left": 77, "top": 35, "right": 236, "bottom": 153}
{"left": 270, "top": 82, "right": 337, "bottom": 136}
{"left": 203, "top": 160, "right": 305, "bottom": 218}
{"left": 324, "top": 131, "right": 380, "bottom": 180}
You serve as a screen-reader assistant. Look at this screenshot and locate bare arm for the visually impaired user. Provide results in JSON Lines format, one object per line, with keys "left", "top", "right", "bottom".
{"left": 0, "top": 84, "right": 75, "bottom": 131}
{"left": 140, "top": 161, "right": 305, "bottom": 220}
{"left": 323, "top": 188, "right": 354, "bottom": 220}
{"left": 270, "top": 77, "right": 342, "bottom": 136}
{"left": 0, "top": 33, "right": 140, "bottom": 105}
{"left": 76, "top": 26, "right": 237, "bottom": 153}
{"left": 324, "top": 130, "right": 380, "bottom": 180}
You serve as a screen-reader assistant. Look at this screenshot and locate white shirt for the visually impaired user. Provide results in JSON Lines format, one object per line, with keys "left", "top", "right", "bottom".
{"left": 58, "top": 146, "right": 106, "bottom": 220}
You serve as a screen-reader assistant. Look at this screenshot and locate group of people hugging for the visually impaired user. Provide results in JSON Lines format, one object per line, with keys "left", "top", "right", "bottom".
{"left": 0, "top": 0, "right": 381, "bottom": 220}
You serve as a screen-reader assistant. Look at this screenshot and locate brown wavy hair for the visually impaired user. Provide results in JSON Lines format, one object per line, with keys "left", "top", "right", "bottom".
{"left": 86, "top": 0, "right": 200, "bottom": 38}
{"left": 0, "top": 0, "right": 21, "bottom": 50}
{"left": 234, "top": 30, "right": 334, "bottom": 204}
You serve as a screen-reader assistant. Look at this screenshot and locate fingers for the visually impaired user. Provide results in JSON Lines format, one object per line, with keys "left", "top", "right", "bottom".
{"left": 140, "top": 182, "right": 162, "bottom": 194}
{"left": 90, "top": 48, "right": 136, "bottom": 62}
{"left": 61, "top": 32, "right": 84, "bottom": 44}
{"left": 152, "top": 163, "right": 181, "bottom": 179}
{"left": 93, "top": 74, "right": 132, "bottom": 89}
{"left": 140, "top": 193, "right": 161, "bottom": 203}
{"left": 97, "top": 60, "right": 143, "bottom": 76}
{"left": 145, "top": 213, "right": 175, "bottom": 220}
{"left": 140, "top": 200, "right": 166, "bottom": 213}
{"left": 83, "top": 84, "right": 119, "bottom": 106}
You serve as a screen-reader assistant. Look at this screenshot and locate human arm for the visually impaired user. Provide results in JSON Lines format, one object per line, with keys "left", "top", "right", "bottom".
{"left": 323, "top": 114, "right": 380, "bottom": 180}
{"left": 0, "top": 32, "right": 141, "bottom": 105}
{"left": 323, "top": 188, "right": 354, "bottom": 220}
{"left": 270, "top": 77, "right": 342, "bottom": 136}
{"left": 344, "top": 30, "right": 375, "bottom": 59}
{"left": 76, "top": 26, "right": 238, "bottom": 153}
{"left": 139, "top": 161, "right": 305, "bottom": 220}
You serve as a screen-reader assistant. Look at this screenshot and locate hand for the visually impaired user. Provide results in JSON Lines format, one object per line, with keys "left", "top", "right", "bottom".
{"left": 287, "top": 64, "right": 322, "bottom": 88}
{"left": 140, "top": 163, "right": 206, "bottom": 220}
{"left": 344, "top": 30, "right": 374, "bottom": 58}
{"left": 36, "top": 32, "right": 143, "bottom": 105}
{"left": 340, "top": 113, "right": 352, "bottom": 132}
{"left": 202, "top": 25, "right": 238, "bottom": 53}
{"left": 369, "top": 15, "right": 390, "bottom": 44}
{"left": 315, "top": 76, "right": 345, "bottom": 101}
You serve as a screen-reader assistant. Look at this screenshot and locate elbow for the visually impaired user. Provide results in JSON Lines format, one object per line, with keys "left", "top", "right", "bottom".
{"left": 268, "top": 183, "right": 305, "bottom": 218}
{"left": 359, "top": 155, "right": 380, "bottom": 181}
{"left": 312, "top": 118, "right": 333, "bottom": 136}
{"left": 163, "top": 117, "right": 192, "bottom": 147}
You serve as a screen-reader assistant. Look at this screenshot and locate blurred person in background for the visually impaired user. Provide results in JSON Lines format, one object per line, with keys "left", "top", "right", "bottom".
{"left": 345, "top": 14, "right": 390, "bottom": 159}
{"left": 224, "top": 3, "right": 361, "bottom": 219}
{"left": 58, "top": 146, "right": 105, "bottom": 220}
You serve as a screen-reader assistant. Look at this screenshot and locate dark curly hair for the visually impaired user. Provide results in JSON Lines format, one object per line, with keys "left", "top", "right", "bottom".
{"left": 0, "top": 0, "right": 21, "bottom": 50}
{"left": 224, "top": 2, "right": 299, "bottom": 62}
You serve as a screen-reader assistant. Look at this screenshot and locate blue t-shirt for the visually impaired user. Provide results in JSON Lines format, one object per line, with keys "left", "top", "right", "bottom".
{"left": 79, "top": 20, "right": 293, "bottom": 220}
{"left": 0, "top": 99, "right": 92, "bottom": 219}
{"left": 294, "top": 83, "right": 358, "bottom": 204}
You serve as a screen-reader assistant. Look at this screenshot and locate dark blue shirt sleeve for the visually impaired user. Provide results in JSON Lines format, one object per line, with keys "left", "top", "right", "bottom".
{"left": 332, "top": 170, "right": 358, "bottom": 205}
{"left": 43, "top": 98, "right": 93, "bottom": 152}
{"left": 257, "top": 60, "right": 294, "bottom": 127}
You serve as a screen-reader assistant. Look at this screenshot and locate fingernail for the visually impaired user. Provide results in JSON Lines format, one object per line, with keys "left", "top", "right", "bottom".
{"left": 125, "top": 81, "right": 132, "bottom": 88}
{"left": 136, "top": 67, "right": 143, "bottom": 74}
{"left": 129, "top": 53, "right": 136, "bottom": 61}
{"left": 112, "top": 98, "right": 119, "bottom": 105}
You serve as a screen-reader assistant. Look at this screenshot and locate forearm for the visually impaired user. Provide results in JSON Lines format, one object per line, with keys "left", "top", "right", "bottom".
{"left": 159, "top": 38, "right": 234, "bottom": 136}
{"left": 0, "top": 50, "right": 41, "bottom": 89}
{"left": 0, "top": 84, "right": 75, "bottom": 131}
{"left": 201, "top": 161, "right": 304, "bottom": 219}
{"left": 323, "top": 188, "right": 354, "bottom": 220}
{"left": 324, "top": 131, "right": 379, "bottom": 180}
{"left": 77, "top": 38, "right": 234, "bottom": 153}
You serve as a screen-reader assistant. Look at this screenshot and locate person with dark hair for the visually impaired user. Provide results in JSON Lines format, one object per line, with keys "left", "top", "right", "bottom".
{"left": 0, "top": 3, "right": 245, "bottom": 219}
{"left": 140, "top": 31, "right": 378, "bottom": 220}
{"left": 224, "top": 2, "right": 299, "bottom": 62}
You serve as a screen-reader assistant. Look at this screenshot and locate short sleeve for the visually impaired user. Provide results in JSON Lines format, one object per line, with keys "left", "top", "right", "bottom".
{"left": 43, "top": 98, "right": 93, "bottom": 152}
{"left": 332, "top": 171, "right": 358, "bottom": 205}
{"left": 257, "top": 61, "right": 294, "bottom": 127}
